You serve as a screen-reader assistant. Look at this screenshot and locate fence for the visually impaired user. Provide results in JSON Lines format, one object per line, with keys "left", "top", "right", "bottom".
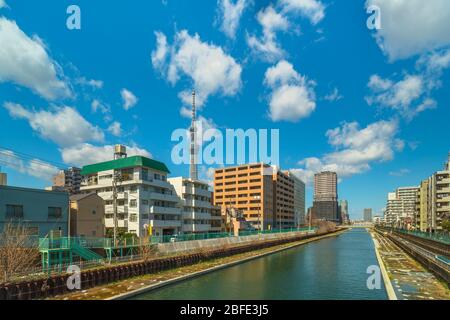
{"left": 395, "top": 229, "right": 450, "bottom": 245}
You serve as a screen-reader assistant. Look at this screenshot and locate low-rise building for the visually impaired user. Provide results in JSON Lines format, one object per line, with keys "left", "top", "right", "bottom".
{"left": 0, "top": 169, "right": 7, "bottom": 186}
{"left": 168, "top": 177, "right": 215, "bottom": 234}
{"left": 80, "top": 153, "right": 182, "bottom": 237}
{"left": 69, "top": 193, "right": 105, "bottom": 237}
{"left": 0, "top": 185, "right": 69, "bottom": 237}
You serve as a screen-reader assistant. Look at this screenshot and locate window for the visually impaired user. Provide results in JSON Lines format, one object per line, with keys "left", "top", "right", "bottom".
{"left": 142, "top": 199, "right": 149, "bottom": 205}
{"left": 154, "top": 173, "right": 161, "bottom": 180}
{"left": 48, "top": 207, "right": 62, "bottom": 219}
{"left": 130, "top": 186, "right": 138, "bottom": 193}
{"left": 130, "top": 199, "right": 137, "bottom": 208}
{"left": 129, "top": 214, "right": 138, "bottom": 222}
{"left": 142, "top": 169, "right": 149, "bottom": 181}
{"left": 6, "top": 205, "right": 23, "bottom": 219}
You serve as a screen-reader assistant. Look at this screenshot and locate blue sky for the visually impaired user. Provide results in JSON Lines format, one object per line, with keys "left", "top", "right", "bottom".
{"left": 0, "top": 0, "right": 449, "bottom": 219}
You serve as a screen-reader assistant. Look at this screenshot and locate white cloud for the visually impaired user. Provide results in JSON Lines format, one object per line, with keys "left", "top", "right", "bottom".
{"left": 0, "top": 17, "right": 71, "bottom": 100}
{"left": 218, "top": 0, "right": 248, "bottom": 39}
{"left": 366, "top": 74, "right": 436, "bottom": 119}
{"left": 91, "top": 99, "right": 110, "bottom": 114}
{"left": 292, "top": 120, "right": 402, "bottom": 184}
{"left": 3, "top": 102, "right": 104, "bottom": 147}
{"left": 0, "top": 150, "right": 58, "bottom": 181}
{"left": 151, "top": 31, "right": 169, "bottom": 70}
{"left": 121, "top": 88, "right": 138, "bottom": 110}
{"left": 0, "top": 1, "right": 7, "bottom": 9}
{"left": 264, "top": 60, "right": 316, "bottom": 122}
{"left": 366, "top": 0, "right": 450, "bottom": 61}
{"left": 107, "top": 121, "right": 122, "bottom": 137}
{"left": 280, "top": 0, "right": 325, "bottom": 25}
{"left": 324, "top": 87, "right": 343, "bottom": 102}
{"left": 152, "top": 30, "right": 242, "bottom": 108}
{"left": 76, "top": 77, "right": 103, "bottom": 89}
{"left": 389, "top": 168, "right": 410, "bottom": 177}
{"left": 246, "top": 6, "right": 289, "bottom": 62}
{"left": 61, "top": 143, "right": 151, "bottom": 167}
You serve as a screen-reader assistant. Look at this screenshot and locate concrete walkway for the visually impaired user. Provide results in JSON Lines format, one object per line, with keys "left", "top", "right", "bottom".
{"left": 372, "top": 231, "right": 449, "bottom": 300}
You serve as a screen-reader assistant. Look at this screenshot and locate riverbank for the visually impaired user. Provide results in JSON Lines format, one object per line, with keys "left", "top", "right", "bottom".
{"left": 53, "top": 229, "right": 348, "bottom": 300}
{"left": 370, "top": 230, "right": 450, "bottom": 300}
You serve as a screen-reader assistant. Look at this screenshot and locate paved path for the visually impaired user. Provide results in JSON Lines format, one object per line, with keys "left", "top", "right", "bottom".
{"left": 372, "top": 231, "right": 449, "bottom": 300}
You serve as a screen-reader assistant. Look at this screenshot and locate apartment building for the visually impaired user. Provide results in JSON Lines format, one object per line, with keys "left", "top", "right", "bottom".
{"left": 414, "top": 154, "right": 450, "bottom": 231}
{"left": 363, "top": 208, "right": 372, "bottom": 222}
{"left": 0, "top": 185, "right": 69, "bottom": 237}
{"left": 273, "top": 169, "right": 295, "bottom": 228}
{"left": 416, "top": 179, "right": 431, "bottom": 232}
{"left": 385, "top": 192, "right": 401, "bottom": 225}
{"left": 285, "top": 171, "right": 306, "bottom": 226}
{"left": 80, "top": 155, "right": 182, "bottom": 237}
{"left": 168, "top": 177, "right": 219, "bottom": 234}
{"left": 53, "top": 167, "right": 82, "bottom": 195}
{"left": 213, "top": 163, "right": 274, "bottom": 230}
{"left": 385, "top": 187, "right": 419, "bottom": 228}
{"left": 339, "top": 200, "right": 350, "bottom": 224}
{"left": 312, "top": 171, "right": 339, "bottom": 222}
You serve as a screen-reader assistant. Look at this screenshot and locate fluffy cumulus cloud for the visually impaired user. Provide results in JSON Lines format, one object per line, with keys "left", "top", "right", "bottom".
{"left": 217, "top": 0, "right": 248, "bottom": 39}
{"left": 0, "top": 18, "right": 71, "bottom": 100}
{"left": 264, "top": 60, "right": 316, "bottom": 122}
{"left": 61, "top": 143, "right": 152, "bottom": 167}
{"left": 3, "top": 103, "right": 104, "bottom": 147}
{"left": 291, "top": 119, "right": 403, "bottom": 184}
{"left": 247, "top": 0, "right": 325, "bottom": 62}
{"left": 0, "top": 0, "right": 7, "bottom": 9}
{"left": 366, "top": 74, "right": 436, "bottom": 119}
{"left": 0, "top": 150, "right": 59, "bottom": 181}
{"left": 366, "top": 0, "right": 450, "bottom": 61}
{"left": 246, "top": 6, "right": 289, "bottom": 62}
{"left": 366, "top": 47, "right": 450, "bottom": 119}
{"left": 120, "top": 88, "right": 138, "bottom": 110}
{"left": 280, "top": 0, "right": 325, "bottom": 25}
{"left": 152, "top": 30, "right": 242, "bottom": 108}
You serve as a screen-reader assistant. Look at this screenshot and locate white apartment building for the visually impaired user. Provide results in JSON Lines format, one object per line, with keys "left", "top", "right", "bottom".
{"left": 168, "top": 177, "right": 221, "bottom": 234}
{"left": 385, "top": 187, "right": 419, "bottom": 227}
{"left": 80, "top": 155, "right": 182, "bottom": 237}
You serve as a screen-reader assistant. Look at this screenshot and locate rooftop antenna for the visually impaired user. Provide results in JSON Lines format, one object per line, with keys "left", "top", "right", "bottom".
{"left": 189, "top": 90, "right": 198, "bottom": 180}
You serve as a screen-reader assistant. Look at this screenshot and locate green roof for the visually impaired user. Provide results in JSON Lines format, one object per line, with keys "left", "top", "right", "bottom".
{"left": 80, "top": 156, "right": 170, "bottom": 175}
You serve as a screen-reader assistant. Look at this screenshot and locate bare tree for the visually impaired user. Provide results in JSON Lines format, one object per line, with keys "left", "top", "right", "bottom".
{"left": 139, "top": 237, "right": 158, "bottom": 262}
{"left": 0, "top": 222, "right": 40, "bottom": 283}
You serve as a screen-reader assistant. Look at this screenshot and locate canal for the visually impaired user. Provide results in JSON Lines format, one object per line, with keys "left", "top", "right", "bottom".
{"left": 132, "top": 229, "right": 388, "bottom": 300}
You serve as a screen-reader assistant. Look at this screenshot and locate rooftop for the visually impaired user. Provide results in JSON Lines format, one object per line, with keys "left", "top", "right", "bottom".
{"left": 80, "top": 156, "right": 170, "bottom": 175}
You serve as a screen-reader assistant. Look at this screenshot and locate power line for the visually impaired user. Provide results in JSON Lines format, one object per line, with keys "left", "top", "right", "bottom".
{"left": 0, "top": 147, "right": 67, "bottom": 168}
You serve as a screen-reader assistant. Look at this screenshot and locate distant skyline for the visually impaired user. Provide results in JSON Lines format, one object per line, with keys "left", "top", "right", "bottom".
{"left": 1, "top": 1, "right": 450, "bottom": 220}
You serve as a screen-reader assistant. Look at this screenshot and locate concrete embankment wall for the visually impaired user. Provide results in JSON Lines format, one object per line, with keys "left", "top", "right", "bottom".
{"left": 157, "top": 231, "right": 315, "bottom": 255}
{"left": 0, "top": 229, "right": 335, "bottom": 300}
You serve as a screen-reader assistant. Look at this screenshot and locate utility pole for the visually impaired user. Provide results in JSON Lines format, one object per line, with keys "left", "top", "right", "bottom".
{"left": 112, "top": 170, "right": 118, "bottom": 246}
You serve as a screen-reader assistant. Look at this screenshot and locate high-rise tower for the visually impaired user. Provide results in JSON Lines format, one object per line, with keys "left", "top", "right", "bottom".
{"left": 190, "top": 90, "right": 198, "bottom": 180}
